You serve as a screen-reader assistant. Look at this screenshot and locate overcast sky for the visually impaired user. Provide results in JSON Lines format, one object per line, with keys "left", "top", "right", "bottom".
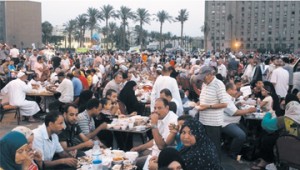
{"left": 38, "top": 0, "right": 205, "bottom": 37}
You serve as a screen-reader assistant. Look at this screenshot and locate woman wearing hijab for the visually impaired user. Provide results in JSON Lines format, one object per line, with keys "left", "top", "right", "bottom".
{"left": 148, "top": 147, "right": 185, "bottom": 170}
{"left": 118, "top": 80, "right": 143, "bottom": 114}
{"left": 179, "top": 118, "right": 220, "bottom": 170}
{"left": 0, "top": 131, "right": 28, "bottom": 170}
{"left": 252, "top": 94, "right": 300, "bottom": 169}
{"left": 12, "top": 126, "right": 42, "bottom": 170}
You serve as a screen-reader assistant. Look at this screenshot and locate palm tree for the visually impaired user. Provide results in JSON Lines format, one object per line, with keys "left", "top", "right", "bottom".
{"left": 227, "top": 13, "right": 234, "bottom": 45}
{"left": 87, "top": 8, "right": 100, "bottom": 43}
{"left": 201, "top": 22, "right": 210, "bottom": 51}
{"left": 116, "top": 6, "right": 135, "bottom": 50}
{"left": 63, "top": 19, "right": 77, "bottom": 48}
{"left": 100, "top": 4, "right": 117, "bottom": 50}
{"left": 108, "top": 22, "right": 117, "bottom": 49}
{"left": 175, "top": 9, "right": 189, "bottom": 47}
{"left": 155, "top": 10, "right": 172, "bottom": 50}
{"left": 76, "top": 14, "right": 88, "bottom": 47}
{"left": 42, "top": 21, "right": 53, "bottom": 44}
{"left": 134, "top": 8, "right": 151, "bottom": 49}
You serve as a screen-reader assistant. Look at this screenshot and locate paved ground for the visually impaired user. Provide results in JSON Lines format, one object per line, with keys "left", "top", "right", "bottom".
{"left": 0, "top": 111, "right": 251, "bottom": 170}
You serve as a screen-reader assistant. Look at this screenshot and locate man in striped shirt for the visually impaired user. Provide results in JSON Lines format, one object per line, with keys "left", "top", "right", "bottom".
{"left": 194, "top": 66, "right": 228, "bottom": 159}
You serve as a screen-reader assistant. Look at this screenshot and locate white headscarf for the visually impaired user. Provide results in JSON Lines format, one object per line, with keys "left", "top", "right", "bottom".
{"left": 12, "top": 126, "right": 33, "bottom": 139}
{"left": 285, "top": 101, "right": 300, "bottom": 124}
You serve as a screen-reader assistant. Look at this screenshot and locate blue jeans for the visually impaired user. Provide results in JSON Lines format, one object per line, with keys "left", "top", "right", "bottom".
{"left": 222, "top": 123, "right": 246, "bottom": 156}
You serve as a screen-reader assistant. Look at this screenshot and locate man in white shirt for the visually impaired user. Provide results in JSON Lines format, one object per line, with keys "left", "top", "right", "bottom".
{"left": 29, "top": 49, "right": 38, "bottom": 71}
{"left": 1, "top": 71, "right": 40, "bottom": 122}
{"left": 32, "top": 111, "right": 77, "bottom": 168}
{"left": 131, "top": 98, "right": 178, "bottom": 169}
{"left": 217, "top": 58, "right": 227, "bottom": 79}
{"left": 270, "top": 58, "right": 289, "bottom": 99}
{"left": 9, "top": 44, "right": 19, "bottom": 65}
{"left": 60, "top": 54, "right": 70, "bottom": 71}
{"left": 222, "top": 82, "right": 256, "bottom": 159}
{"left": 194, "top": 66, "right": 228, "bottom": 159}
{"left": 47, "top": 71, "right": 74, "bottom": 112}
{"left": 150, "top": 64, "right": 183, "bottom": 113}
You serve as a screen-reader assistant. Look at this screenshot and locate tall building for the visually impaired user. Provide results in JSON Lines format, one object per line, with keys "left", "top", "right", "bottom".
{"left": 205, "top": 1, "right": 300, "bottom": 53}
{"left": 0, "top": 1, "right": 42, "bottom": 49}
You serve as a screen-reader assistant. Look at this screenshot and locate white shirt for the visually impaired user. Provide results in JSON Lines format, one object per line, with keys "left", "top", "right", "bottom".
{"left": 60, "top": 58, "right": 70, "bottom": 70}
{"left": 9, "top": 48, "right": 19, "bottom": 58}
{"left": 217, "top": 64, "right": 227, "bottom": 78}
{"left": 32, "top": 124, "right": 64, "bottom": 161}
{"left": 199, "top": 77, "right": 228, "bottom": 126}
{"left": 56, "top": 78, "right": 74, "bottom": 103}
{"left": 151, "top": 111, "right": 178, "bottom": 156}
{"left": 270, "top": 67, "right": 289, "bottom": 98}
{"left": 222, "top": 93, "right": 239, "bottom": 127}
{"left": 150, "top": 75, "right": 183, "bottom": 113}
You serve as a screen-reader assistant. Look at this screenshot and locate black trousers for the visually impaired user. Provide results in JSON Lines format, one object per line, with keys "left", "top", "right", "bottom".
{"left": 204, "top": 125, "right": 222, "bottom": 161}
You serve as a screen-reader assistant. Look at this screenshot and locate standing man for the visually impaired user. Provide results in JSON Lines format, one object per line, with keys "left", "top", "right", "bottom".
{"left": 32, "top": 111, "right": 78, "bottom": 169}
{"left": 9, "top": 44, "right": 20, "bottom": 66}
{"left": 270, "top": 58, "right": 289, "bottom": 99}
{"left": 194, "top": 66, "right": 228, "bottom": 159}
{"left": 150, "top": 64, "right": 183, "bottom": 115}
{"left": 1, "top": 71, "right": 40, "bottom": 122}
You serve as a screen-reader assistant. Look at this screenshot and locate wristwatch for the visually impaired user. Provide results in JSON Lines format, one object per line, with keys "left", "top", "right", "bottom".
{"left": 151, "top": 124, "right": 158, "bottom": 129}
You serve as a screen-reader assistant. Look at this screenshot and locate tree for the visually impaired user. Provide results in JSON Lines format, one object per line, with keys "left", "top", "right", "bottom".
{"left": 42, "top": 21, "right": 53, "bottom": 44}
{"left": 76, "top": 14, "right": 88, "bottom": 47}
{"left": 87, "top": 7, "right": 100, "bottom": 43}
{"left": 134, "top": 8, "right": 151, "bottom": 49}
{"left": 108, "top": 22, "right": 118, "bottom": 50}
{"left": 63, "top": 19, "right": 77, "bottom": 48}
{"left": 175, "top": 9, "right": 189, "bottom": 47}
{"left": 201, "top": 22, "right": 210, "bottom": 51}
{"left": 116, "top": 6, "right": 135, "bottom": 50}
{"left": 227, "top": 13, "right": 234, "bottom": 47}
{"left": 155, "top": 10, "right": 172, "bottom": 50}
{"left": 100, "top": 4, "right": 117, "bottom": 50}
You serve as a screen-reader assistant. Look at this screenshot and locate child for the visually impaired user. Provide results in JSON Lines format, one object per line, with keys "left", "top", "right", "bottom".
{"left": 95, "top": 98, "right": 113, "bottom": 148}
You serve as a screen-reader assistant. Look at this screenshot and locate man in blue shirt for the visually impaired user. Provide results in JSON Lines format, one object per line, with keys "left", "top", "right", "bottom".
{"left": 67, "top": 73, "right": 82, "bottom": 102}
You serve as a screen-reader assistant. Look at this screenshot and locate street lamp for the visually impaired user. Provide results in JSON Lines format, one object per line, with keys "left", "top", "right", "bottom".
{"left": 234, "top": 40, "right": 241, "bottom": 52}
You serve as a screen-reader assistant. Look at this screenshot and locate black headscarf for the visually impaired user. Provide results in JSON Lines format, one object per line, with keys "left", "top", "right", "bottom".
{"left": 180, "top": 118, "right": 220, "bottom": 170}
{"left": 118, "top": 81, "right": 140, "bottom": 114}
{"left": 158, "top": 147, "right": 186, "bottom": 169}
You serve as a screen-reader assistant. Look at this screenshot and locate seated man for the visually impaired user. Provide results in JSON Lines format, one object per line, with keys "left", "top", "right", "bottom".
{"left": 77, "top": 98, "right": 107, "bottom": 142}
{"left": 58, "top": 104, "right": 94, "bottom": 155}
{"left": 1, "top": 71, "right": 40, "bottom": 122}
{"left": 32, "top": 111, "right": 77, "bottom": 168}
{"left": 131, "top": 98, "right": 178, "bottom": 169}
{"left": 47, "top": 71, "right": 74, "bottom": 112}
{"left": 222, "top": 82, "right": 256, "bottom": 159}
{"left": 160, "top": 88, "right": 178, "bottom": 114}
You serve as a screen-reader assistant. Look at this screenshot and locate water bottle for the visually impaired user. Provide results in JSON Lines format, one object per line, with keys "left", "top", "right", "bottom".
{"left": 92, "top": 141, "right": 102, "bottom": 170}
{"left": 256, "top": 98, "right": 261, "bottom": 113}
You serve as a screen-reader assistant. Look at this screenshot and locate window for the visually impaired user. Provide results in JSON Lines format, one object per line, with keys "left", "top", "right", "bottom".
{"left": 246, "top": 44, "right": 250, "bottom": 49}
{"left": 254, "top": 38, "right": 257, "bottom": 41}
{"left": 261, "top": 38, "right": 265, "bottom": 41}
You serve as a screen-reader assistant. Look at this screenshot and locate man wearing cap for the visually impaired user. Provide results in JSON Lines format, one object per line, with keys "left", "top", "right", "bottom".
{"left": 1, "top": 71, "right": 40, "bottom": 122}
{"left": 194, "top": 66, "right": 228, "bottom": 159}
{"left": 47, "top": 71, "right": 74, "bottom": 112}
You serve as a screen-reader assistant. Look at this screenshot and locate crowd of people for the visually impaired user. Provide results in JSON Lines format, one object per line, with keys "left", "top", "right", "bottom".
{"left": 0, "top": 41, "right": 300, "bottom": 170}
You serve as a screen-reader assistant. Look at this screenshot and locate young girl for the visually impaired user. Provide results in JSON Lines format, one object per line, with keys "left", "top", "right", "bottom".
{"left": 260, "top": 86, "right": 274, "bottom": 114}
{"left": 95, "top": 98, "right": 113, "bottom": 148}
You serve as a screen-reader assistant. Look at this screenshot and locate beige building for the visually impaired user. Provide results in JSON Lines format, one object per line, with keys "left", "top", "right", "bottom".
{"left": 205, "top": 1, "right": 300, "bottom": 53}
{"left": 0, "top": 1, "right": 42, "bottom": 49}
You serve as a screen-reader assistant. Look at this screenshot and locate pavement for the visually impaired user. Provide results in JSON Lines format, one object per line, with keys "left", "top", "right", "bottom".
{"left": 0, "top": 111, "right": 251, "bottom": 170}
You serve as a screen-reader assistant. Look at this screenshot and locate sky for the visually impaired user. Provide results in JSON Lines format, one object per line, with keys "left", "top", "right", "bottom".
{"left": 37, "top": 0, "right": 205, "bottom": 37}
